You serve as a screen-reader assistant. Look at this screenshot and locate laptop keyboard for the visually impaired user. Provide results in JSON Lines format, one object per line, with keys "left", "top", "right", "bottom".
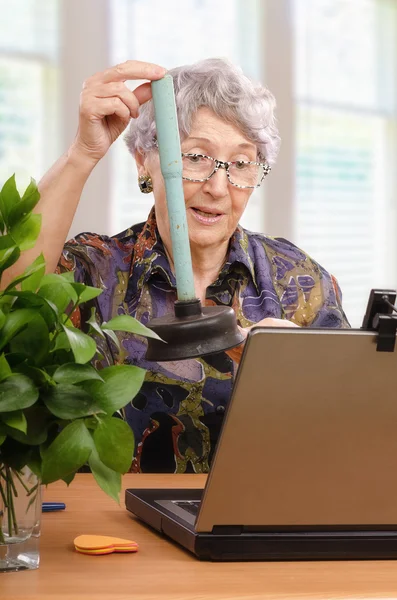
{"left": 173, "top": 500, "right": 201, "bottom": 516}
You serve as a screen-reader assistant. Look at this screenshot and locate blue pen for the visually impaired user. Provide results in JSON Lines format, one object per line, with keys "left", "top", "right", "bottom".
{"left": 42, "top": 502, "right": 66, "bottom": 512}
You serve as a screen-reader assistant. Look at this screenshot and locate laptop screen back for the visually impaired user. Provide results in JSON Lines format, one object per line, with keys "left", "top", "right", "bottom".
{"left": 195, "top": 327, "right": 397, "bottom": 532}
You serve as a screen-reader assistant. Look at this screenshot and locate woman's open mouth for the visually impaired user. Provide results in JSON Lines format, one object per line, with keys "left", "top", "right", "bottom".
{"left": 190, "top": 207, "right": 224, "bottom": 224}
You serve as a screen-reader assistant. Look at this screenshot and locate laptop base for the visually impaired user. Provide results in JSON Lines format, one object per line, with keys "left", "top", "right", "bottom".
{"left": 125, "top": 489, "right": 397, "bottom": 561}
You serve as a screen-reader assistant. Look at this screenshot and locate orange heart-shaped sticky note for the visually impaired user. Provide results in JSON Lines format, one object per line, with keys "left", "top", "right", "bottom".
{"left": 74, "top": 535, "right": 139, "bottom": 556}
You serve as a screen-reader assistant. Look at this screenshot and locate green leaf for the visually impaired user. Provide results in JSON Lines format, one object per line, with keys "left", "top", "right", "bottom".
{"left": 9, "top": 313, "right": 50, "bottom": 366}
{"left": 39, "top": 273, "right": 78, "bottom": 294}
{"left": 62, "top": 472, "right": 75, "bottom": 486}
{"left": 70, "top": 283, "right": 103, "bottom": 305}
{"left": 27, "top": 449, "right": 42, "bottom": 478}
{"left": 4, "top": 289, "right": 46, "bottom": 305}
{"left": 0, "top": 308, "right": 38, "bottom": 351}
{"left": 0, "top": 374, "right": 38, "bottom": 412}
{"left": 13, "top": 364, "right": 54, "bottom": 387}
{"left": 0, "top": 308, "right": 6, "bottom": 331}
{"left": 5, "top": 405, "right": 50, "bottom": 445}
{"left": 0, "top": 439, "right": 33, "bottom": 471}
{"left": 0, "top": 234, "right": 17, "bottom": 250}
{"left": 4, "top": 257, "right": 45, "bottom": 291}
{"left": 82, "top": 365, "right": 145, "bottom": 414}
{"left": 102, "top": 314, "right": 162, "bottom": 340}
{"left": 0, "top": 353, "right": 12, "bottom": 381}
{"left": 53, "top": 363, "right": 104, "bottom": 385}
{"left": 0, "top": 433, "right": 6, "bottom": 445}
{"left": 50, "top": 331, "right": 71, "bottom": 352}
{"left": 8, "top": 291, "right": 58, "bottom": 328}
{"left": 62, "top": 325, "right": 97, "bottom": 364}
{"left": 103, "top": 328, "right": 121, "bottom": 351}
{"left": 68, "top": 282, "right": 86, "bottom": 295}
{"left": 19, "top": 253, "right": 46, "bottom": 292}
{"left": 42, "top": 384, "right": 104, "bottom": 420}
{"left": 38, "top": 274, "right": 78, "bottom": 315}
{"left": 0, "top": 174, "right": 20, "bottom": 226}
{"left": 58, "top": 270, "right": 75, "bottom": 283}
{"left": 93, "top": 417, "right": 134, "bottom": 473}
{"left": 8, "top": 178, "right": 40, "bottom": 227}
{"left": 78, "top": 286, "right": 103, "bottom": 304}
{"left": 2, "top": 410, "right": 27, "bottom": 433}
{"left": 41, "top": 420, "right": 93, "bottom": 484}
{"left": 0, "top": 246, "right": 20, "bottom": 272}
{"left": 0, "top": 290, "right": 15, "bottom": 311}
{"left": 88, "top": 446, "right": 121, "bottom": 503}
{"left": 5, "top": 351, "right": 28, "bottom": 368}
{"left": 10, "top": 213, "right": 42, "bottom": 251}
{"left": 86, "top": 307, "right": 105, "bottom": 339}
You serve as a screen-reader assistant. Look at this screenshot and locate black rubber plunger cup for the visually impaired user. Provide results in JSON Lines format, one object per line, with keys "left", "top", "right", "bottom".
{"left": 145, "top": 299, "right": 244, "bottom": 361}
{"left": 145, "top": 76, "right": 244, "bottom": 361}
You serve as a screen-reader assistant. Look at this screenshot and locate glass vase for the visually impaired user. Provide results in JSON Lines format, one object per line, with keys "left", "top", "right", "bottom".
{"left": 0, "top": 465, "right": 41, "bottom": 572}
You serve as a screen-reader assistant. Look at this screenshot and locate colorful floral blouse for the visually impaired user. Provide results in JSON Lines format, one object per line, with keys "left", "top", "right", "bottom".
{"left": 59, "top": 208, "right": 349, "bottom": 473}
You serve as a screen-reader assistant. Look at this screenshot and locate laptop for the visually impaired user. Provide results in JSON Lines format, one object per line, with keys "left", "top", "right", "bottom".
{"left": 125, "top": 322, "right": 397, "bottom": 561}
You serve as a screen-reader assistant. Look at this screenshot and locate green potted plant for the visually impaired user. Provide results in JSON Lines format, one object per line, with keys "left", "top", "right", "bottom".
{"left": 0, "top": 176, "right": 159, "bottom": 572}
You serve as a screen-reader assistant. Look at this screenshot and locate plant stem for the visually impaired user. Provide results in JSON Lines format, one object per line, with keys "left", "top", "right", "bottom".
{"left": 27, "top": 482, "right": 38, "bottom": 497}
{"left": 0, "top": 477, "right": 6, "bottom": 544}
{"left": 0, "top": 514, "right": 5, "bottom": 544}
{"left": 9, "top": 487, "right": 18, "bottom": 536}
{"left": 0, "top": 468, "right": 20, "bottom": 539}
{"left": 6, "top": 466, "right": 18, "bottom": 497}
{"left": 0, "top": 480, "right": 7, "bottom": 507}
{"left": 6, "top": 480, "right": 12, "bottom": 536}
{"left": 0, "top": 467, "right": 39, "bottom": 544}
{"left": 63, "top": 300, "right": 79, "bottom": 323}
{"left": 13, "top": 469, "right": 30, "bottom": 494}
{"left": 26, "top": 490, "right": 38, "bottom": 513}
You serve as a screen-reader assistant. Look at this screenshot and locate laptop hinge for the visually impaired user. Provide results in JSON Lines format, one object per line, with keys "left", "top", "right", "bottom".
{"left": 211, "top": 525, "right": 243, "bottom": 535}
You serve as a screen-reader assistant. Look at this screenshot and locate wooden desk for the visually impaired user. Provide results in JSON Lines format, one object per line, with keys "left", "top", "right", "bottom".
{"left": 2, "top": 474, "right": 397, "bottom": 599}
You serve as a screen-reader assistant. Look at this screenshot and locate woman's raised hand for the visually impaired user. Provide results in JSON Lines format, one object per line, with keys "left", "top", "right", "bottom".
{"left": 71, "top": 60, "right": 166, "bottom": 163}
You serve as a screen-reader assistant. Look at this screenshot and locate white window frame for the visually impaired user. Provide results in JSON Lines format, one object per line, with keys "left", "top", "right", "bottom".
{"left": 60, "top": 0, "right": 112, "bottom": 238}
{"left": 263, "top": 0, "right": 397, "bottom": 306}
{"left": 262, "top": 0, "right": 296, "bottom": 241}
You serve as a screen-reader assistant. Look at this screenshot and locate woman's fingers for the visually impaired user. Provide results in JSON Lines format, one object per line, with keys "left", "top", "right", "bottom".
{"left": 133, "top": 81, "right": 153, "bottom": 106}
{"left": 254, "top": 318, "right": 300, "bottom": 328}
{"left": 73, "top": 60, "right": 166, "bottom": 163}
{"left": 81, "top": 59, "right": 166, "bottom": 120}
{"left": 87, "top": 83, "right": 141, "bottom": 118}
{"left": 98, "top": 60, "right": 166, "bottom": 84}
{"left": 94, "top": 97, "right": 132, "bottom": 121}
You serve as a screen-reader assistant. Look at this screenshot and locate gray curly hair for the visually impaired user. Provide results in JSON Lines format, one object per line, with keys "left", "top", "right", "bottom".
{"left": 124, "top": 58, "right": 280, "bottom": 165}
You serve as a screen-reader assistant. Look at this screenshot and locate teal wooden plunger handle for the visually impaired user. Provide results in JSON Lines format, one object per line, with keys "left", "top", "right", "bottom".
{"left": 151, "top": 75, "right": 197, "bottom": 302}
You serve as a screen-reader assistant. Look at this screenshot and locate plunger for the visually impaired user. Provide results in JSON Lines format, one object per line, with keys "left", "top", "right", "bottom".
{"left": 145, "top": 75, "right": 244, "bottom": 361}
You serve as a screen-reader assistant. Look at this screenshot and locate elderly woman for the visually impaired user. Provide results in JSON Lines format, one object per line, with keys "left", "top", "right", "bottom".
{"left": 5, "top": 58, "right": 349, "bottom": 473}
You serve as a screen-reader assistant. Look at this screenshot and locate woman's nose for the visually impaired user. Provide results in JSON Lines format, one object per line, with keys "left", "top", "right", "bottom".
{"left": 202, "top": 166, "right": 229, "bottom": 198}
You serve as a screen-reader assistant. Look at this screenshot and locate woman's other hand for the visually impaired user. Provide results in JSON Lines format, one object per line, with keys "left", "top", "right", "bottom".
{"left": 226, "top": 318, "right": 299, "bottom": 364}
{"left": 245, "top": 317, "right": 300, "bottom": 332}
{"left": 72, "top": 60, "right": 166, "bottom": 164}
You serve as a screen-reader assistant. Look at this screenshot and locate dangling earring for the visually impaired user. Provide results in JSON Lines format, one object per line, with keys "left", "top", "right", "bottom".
{"left": 138, "top": 174, "right": 153, "bottom": 194}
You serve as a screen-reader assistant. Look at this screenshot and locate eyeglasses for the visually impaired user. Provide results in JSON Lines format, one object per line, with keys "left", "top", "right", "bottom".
{"left": 181, "top": 153, "right": 271, "bottom": 189}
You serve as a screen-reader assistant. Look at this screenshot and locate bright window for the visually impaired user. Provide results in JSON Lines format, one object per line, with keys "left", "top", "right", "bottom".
{"left": 294, "top": 0, "right": 397, "bottom": 326}
{"left": 0, "top": 0, "right": 60, "bottom": 186}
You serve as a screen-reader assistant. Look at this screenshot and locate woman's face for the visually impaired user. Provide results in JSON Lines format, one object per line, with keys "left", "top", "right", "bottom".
{"left": 138, "top": 107, "right": 257, "bottom": 254}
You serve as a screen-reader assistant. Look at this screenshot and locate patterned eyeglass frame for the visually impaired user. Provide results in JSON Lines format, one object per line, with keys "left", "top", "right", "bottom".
{"left": 181, "top": 153, "right": 271, "bottom": 189}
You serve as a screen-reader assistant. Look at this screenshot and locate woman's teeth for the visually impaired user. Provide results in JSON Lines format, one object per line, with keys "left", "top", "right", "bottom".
{"left": 191, "top": 208, "right": 223, "bottom": 224}
{"left": 195, "top": 209, "right": 219, "bottom": 217}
